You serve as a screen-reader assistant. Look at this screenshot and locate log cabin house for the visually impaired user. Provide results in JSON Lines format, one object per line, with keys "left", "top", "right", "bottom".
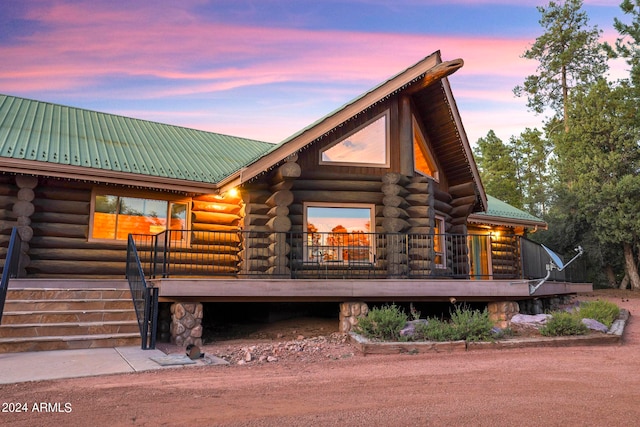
{"left": 0, "top": 51, "right": 590, "bottom": 349}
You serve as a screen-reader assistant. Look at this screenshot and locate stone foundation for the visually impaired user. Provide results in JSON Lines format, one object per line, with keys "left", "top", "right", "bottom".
{"left": 488, "top": 301, "right": 519, "bottom": 329}
{"left": 170, "top": 302, "right": 203, "bottom": 347}
{"left": 339, "top": 302, "right": 369, "bottom": 333}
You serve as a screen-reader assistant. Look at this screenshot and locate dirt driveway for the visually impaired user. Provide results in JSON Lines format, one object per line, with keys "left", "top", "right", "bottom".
{"left": 1, "top": 289, "right": 639, "bottom": 426}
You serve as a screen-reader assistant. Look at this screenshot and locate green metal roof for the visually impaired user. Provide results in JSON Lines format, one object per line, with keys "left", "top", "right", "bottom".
{"left": 474, "top": 195, "right": 546, "bottom": 225}
{"left": 0, "top": 94, "right": 274, "bottom": 185}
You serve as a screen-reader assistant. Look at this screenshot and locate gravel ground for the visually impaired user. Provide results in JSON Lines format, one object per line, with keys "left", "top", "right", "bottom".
{"left": 1, "top": 289, "right": 639, "bottom": 426}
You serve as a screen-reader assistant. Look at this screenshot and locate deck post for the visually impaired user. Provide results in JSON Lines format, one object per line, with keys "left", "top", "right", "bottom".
{"left": 170, "top": 302, "right": 203, "bottom": 347}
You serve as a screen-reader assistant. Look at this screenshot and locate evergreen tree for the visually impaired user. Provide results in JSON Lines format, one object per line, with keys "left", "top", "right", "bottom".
{"left": 514, "top": 0, "right": 607, "bottom": 132}
{"left": 510, "top": 128, "right": 552, "bottom": 217}
{"left": 473, "top": 130, "right": 522, "bottom": 208}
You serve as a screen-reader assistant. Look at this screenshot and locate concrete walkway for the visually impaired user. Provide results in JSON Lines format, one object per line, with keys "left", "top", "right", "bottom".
{"left": 0, "top": 346, "right": 221, "bottom": 384}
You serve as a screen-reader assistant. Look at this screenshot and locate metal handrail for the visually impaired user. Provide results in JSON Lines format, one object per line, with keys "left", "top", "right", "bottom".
{"left": 0, "top": 227, "right": 23, "bottom": 325}
{"left": 126, "top": 234, "right": 158, "bottom": 350}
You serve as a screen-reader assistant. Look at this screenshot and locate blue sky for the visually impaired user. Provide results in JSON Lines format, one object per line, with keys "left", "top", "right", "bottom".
{"left": 0, "top": 0, "right": 628, "bottom": 145}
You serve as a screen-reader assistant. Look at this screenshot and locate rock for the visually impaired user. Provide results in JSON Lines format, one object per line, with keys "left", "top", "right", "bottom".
{"left": 267, "top": 356, "right": 278, "bottom": 362}
{"left": 510, "top": 313, "right": 551, "bottom": 328}
{"left": 244, "top": 351, "right": 252, "bottom": 362}
{"left": 399, "top": 319, "right": 428, "bottom": 337}
{"left": 582, "top": 318, "right": 608, "bottom": 333}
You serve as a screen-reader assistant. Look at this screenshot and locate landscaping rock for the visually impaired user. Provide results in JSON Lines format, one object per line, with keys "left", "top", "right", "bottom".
{"left": 582, "top": 318, "right": 608, "bottom": 333}
{"left": 399, "top": 319, "right": 428, "bottom": 337}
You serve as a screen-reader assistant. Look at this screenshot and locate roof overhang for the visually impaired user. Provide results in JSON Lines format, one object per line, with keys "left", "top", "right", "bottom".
{"left": 0, "top": 158, "right": 220, "bottom": 194}
{"left": 468, "top": 213, "right": 548, "bottom": 231}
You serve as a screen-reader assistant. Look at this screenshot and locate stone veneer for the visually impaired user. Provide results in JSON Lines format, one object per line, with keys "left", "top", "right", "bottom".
{"left": 339, "top": 302, "right": 369, "bottom": 333}
{"left": 487, "top": 301, "right": 519, "bottom": 329}
{"left": 170, "top": 302, "right": 203, "bottom": 347}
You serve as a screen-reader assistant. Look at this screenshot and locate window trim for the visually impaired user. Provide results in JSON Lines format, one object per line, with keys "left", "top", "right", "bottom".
{"left": 89, "top": 187, "right": 191, "bottom": 243}
{"left": 303, "top": 202, "right": 376, "bottom": 264}
{"left": 319, "top": 110, "right": 390, "bottom": 168}
{"left": 434, "top": 215, "right": 446, "bottom": 269}
{"left": 413, "top": 115, "right": 439, "bottom": 181}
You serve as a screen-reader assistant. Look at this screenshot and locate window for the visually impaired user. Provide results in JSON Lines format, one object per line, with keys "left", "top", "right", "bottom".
{"left": 304, "top": 204, "right": 374, "bottom": 263}
{"left": 320, "top": 112, "right": 389, "bottom": 167}
{"left": 434, "top": 216, "right": 446, "bottom": 268}
{"left": 413, "top": 116, "right": 439, "bottom": 180}
{"left": 91, "top": 193, "right": 188, "bottom": 241}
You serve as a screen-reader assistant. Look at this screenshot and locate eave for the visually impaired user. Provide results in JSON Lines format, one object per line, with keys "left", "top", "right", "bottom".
{"left": 468, "top": 213, "right": 548, "bottom": 231}
{"left": 0, "top": 158, "right": 220, "bottom": 194}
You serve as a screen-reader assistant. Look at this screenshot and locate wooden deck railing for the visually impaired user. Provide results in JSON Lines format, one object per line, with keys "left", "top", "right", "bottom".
{"left": 129, "top": 230, "right": 586, "bottom": 283}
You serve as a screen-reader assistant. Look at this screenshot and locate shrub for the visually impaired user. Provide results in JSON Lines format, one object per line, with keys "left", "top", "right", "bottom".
{"left": 355, "top": 304, "right": 408, "bottom": 341}
{"left": 414, "top": 318, "right": 457, "bottom": 342}
{"left": 540, "top": 311, "right": 588, "bottom": 336}
{"left": 578, "top": 300, "right": 620, "bottom": 328}
{"left": 413, "top": 305, "right": 494, "bottom": 342}
{"left": 449, "top": 305, "right": 494, "bottom": 342}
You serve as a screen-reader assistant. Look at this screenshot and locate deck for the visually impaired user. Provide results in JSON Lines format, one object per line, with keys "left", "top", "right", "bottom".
{"left": 151, "top": 277, "right": 592, "bottom": 303}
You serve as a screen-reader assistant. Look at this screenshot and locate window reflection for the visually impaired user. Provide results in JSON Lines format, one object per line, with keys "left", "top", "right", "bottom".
{"left": 321, "top": 114, "right": 387, "bottom": 166}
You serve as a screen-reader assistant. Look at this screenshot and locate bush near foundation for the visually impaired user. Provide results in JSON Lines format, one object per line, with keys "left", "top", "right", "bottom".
{"left": 540, "top": 312, "right": 588, "bottom": 336}
{"left": 355, "top": 304, "right": 408, "bottom": 341}
{"left": 414, "top": 305, "right": 494, "bottom": 342}
{"left": 578, "top": 300, "right": 620, "bottom": 328}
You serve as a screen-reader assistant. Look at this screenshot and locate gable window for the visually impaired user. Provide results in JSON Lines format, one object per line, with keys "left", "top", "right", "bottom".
{"left": 91, "top": 192, "right": 188, "bottom": 241}
{"left": 304, "top": 204, "right": 374, "bottom": 263}
{"left": 413, "top": 116, "right": 439, "bottom": 180}
{"left": 320, "top": 111, "right": 389, "bottom": 167}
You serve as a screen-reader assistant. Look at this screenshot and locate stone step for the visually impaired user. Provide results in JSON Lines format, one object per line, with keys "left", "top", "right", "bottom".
{"left": 0, "top": 333, "right": 142, "bottom": 353}
{"left": 4, "top": 299, "right": 135, "bottom": 311}
{"left": 0, "top": 309, "right": 138, "bottom": 324}
{"left": 0, "top": 320, "right": 140, "bottom": 338}
{"left": 6, "top": 288, "right": 132, "bottom": 300}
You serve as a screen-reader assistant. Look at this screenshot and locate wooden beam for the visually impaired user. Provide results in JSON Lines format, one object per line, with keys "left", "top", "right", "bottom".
{"left": 405, "top": 59, "right": 464, "bottom": 95}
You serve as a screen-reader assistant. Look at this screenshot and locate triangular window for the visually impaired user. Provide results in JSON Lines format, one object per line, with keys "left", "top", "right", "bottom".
{"left": 413, "top": 116, "right": 439, "bottom": 180}
{"left": 320, "top": 112, "right": 389, "bottom": 167}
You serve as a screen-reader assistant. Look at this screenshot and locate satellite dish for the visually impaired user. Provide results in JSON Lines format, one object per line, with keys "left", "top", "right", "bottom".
{"left": 541, "top": 244, "right": 565, "bottom": 270}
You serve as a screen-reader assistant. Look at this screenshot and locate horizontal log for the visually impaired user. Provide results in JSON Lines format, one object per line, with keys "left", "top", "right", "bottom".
{"left": 433, "top": 187, "right": 452, "bottom": 203}
{"left": 292, "top": 179, "right": 382, "bottom": 192}
{"left": 405, "top": 182, "right": 429, "bottom": 194}
{"left": 292, "top": 191, "right": 383, "bottom": 205}
{"left": 191, "top": 211, "right": 240, "bottom": 226}
{"left": 29, "top": 236, "right": 120, "bottom": 250}
{"left": 12, "top": 200, "right": 34, "bottom": 217}
{"left": 407, "top": 217, "right": 430, "bottom": 227}
{"left": 450, "top": 204, "right": 473, "bottom": 218}
{"left": 0, "top": 195, "right": 15, "bottom": 209}
{"left": 267, "top": 206, "right": 289, "bottom": 217}
{"left": 32, "top": 199, "right": 90, "bottom": 215}
{"left": 382, "top": 195, "right": 409, "bottom": 209}
{"left": 266, "top": 190, "right": 294, "bottom": 208}
{"left": 449, "top": 182, "right": 475, "bottom": 197}
{"left": 195, "top": 193, "right": 242, "bottom": 204}
{"left": 31, "top": 212, "right": 89, "bottom": 225}
{"left": 191, "top": 231, "right": 241, "bottom": 244}
{"left": 406, "top": 206, "right": 430, "bottom": 218}
{"left": 28, "top": 248, "right": 127, "bottom": 262}
{"left": 238, "top": 247, "right": 269, "bottom": 260}
{"left": 300, "top": 170, "right": 383, "bottom": 182}
{"left": 27, "top": 260, "right": 126, "bottom": 276}
{"left": 192, "top": 223, "right": 240, "bottom": 232}
{"left": 267, "top": 216, "right": 292, "bottom": 233}
{"left": 244, "top": 203, "right": 270, "bottom": 215}
{"left": 166, "top": 253, "right": 240, "bottom": 266}
{"left": 382, "top": 206, "right": 408, "bottom": 219}
{"left": 241, "top": 189, "right": 271, "bottom": 204}
{"left": 269, "top": 241, "right": 291, "bottom": 256}
{"left": 382, "top": 172, "right": 410, "bottom": 186}
{"left": 15, "top": 175, "right": 38, "bottom": 189}
{"left": 450, "top": 195, "right": 476, "bottom": 207}
{"left": 192, "top": 200, "right": 241, "bottom": 215}
{"left": 381, "top": 184, "right": 408, "bottom": 197}
{"left": 433, "top": 199, "right": 452, "bottom": 214}
{"left": 382, "top": 218, "right": 410, "bottom": 233}
{"left": 17, "top": 188, "right": 35, "bottom": 202}
{"left": 238, "top": 259, "right": 270, "bottom": 271}
{"left": 31, "top": 222, "right": 87, "bottom": 238}
{"left": 270, "top": 181, "right": 294, "bottom": 192}
{"left": 273, "top": 161, "right": 301, "bottom": 182}
{"left": 35, "top": 187, "right": 90, "bottom": 202}
{"left": 244, "top": 213, "right": 270, "bottom": 226}
{"left": 405, "top": 194, "right": 429, "bottom": 206}
{"left": 266, "top": 265, "right": 291, "bottom": 275}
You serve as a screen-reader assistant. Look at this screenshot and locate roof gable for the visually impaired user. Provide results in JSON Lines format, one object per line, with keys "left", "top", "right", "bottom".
{"left": 0, "top": 94, "right": 274, "bottom": 192}
{"left": 232, "top": 51, "right": 487, "bottom": 211}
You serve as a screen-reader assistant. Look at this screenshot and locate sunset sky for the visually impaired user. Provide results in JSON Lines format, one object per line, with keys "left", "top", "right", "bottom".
{"left": 0, "top": 0, "right": 628, "bottom": 146}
